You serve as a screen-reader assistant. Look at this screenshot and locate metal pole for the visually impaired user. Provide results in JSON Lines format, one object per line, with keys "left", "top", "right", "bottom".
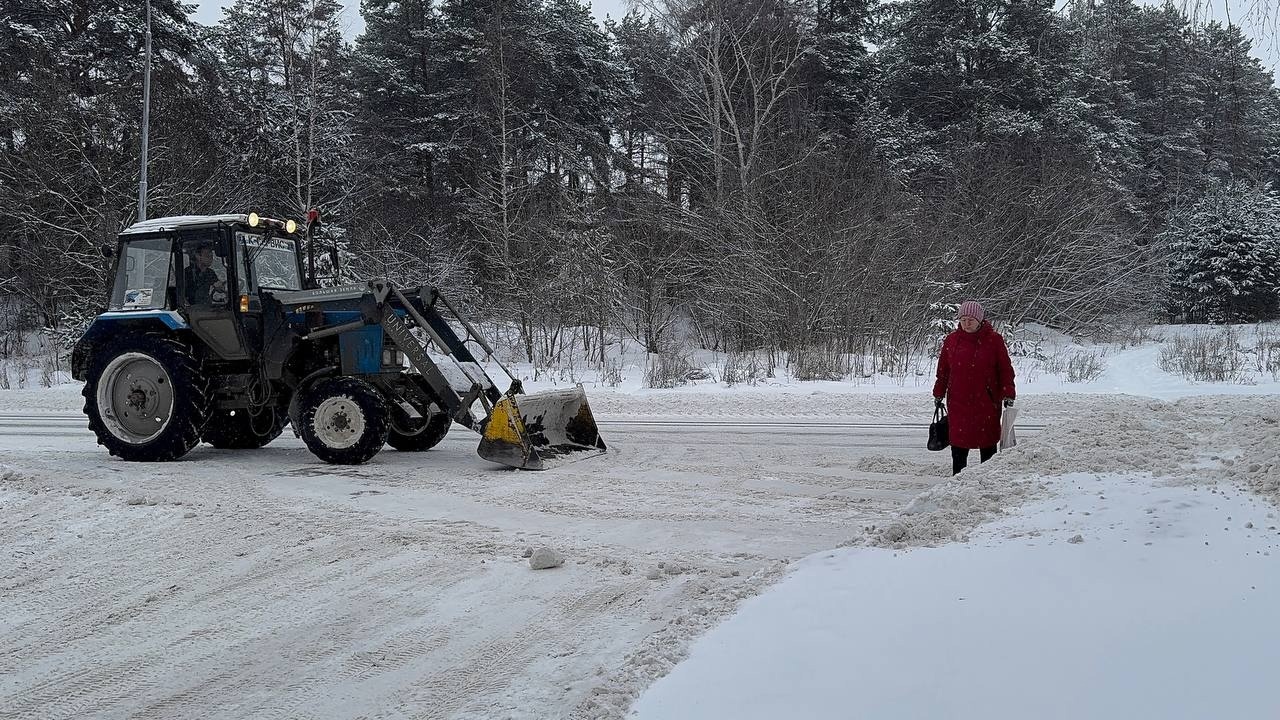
{"left": 137, "top": 0, "right": 152, "bottom": 221}
{"left": 307, "top": 216, "right": 317, "bottom": 287}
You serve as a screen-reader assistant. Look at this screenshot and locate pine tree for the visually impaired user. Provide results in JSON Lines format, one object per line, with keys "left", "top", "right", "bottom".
{"left": 809, "top": 0, "right": 876, "bottom": 138}
{"left": 1165, "top": 179, "right": 1280, "bottom": 322}
{"left": 0, "top": 0, "right": 214, "bottom": 325}
{"left": 352, "top": 0, "right": 444, "bottom": 212}
{"left": 875, "top": 0, "right": 1077, "bottom": 178}
{"left": 1196, "top": 22, "right": 1280, "bottom": 181}
{"left": 609, "top": 11, "right": 678, "bottom": 190}
{"left": 211, "top": 0, "right": 355, "bottom": 220}
{"left": 537, "top": 0, "right": 620, "bottom": 190}
{"left": 1116, "top": 2, "right": 1204, "bottom": 235}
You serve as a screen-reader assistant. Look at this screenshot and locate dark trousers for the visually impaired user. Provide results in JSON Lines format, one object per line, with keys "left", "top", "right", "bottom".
{"left": 952, "top": 445, "right": 997, "bottom": 475}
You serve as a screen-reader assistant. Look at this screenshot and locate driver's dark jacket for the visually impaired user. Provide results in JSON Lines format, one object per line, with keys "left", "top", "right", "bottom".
{"left": 185, "top": 266, "right": 220, "bottom": 305}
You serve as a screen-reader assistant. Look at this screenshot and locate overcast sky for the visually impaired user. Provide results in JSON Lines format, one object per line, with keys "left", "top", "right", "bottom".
{"left": 190, "top": 0, "right": 634, "bottom": 35}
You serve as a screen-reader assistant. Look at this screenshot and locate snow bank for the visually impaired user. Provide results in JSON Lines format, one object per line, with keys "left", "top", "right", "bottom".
{"left": 631, "top": 468, "right": 1280, "bottom": 720}
{"left": 1199, "top": 401, "right": 1280, "bottom": 504}
{"left": 859, "top": 395, "right": 1279, "bottom": 549}
{"left": 0, "top": 383, "right": 83, "bottom": 413}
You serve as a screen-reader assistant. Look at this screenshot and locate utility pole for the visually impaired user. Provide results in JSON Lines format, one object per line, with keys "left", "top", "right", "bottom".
{"left": 137, "top": 0, "right": 153, "bottom": 221}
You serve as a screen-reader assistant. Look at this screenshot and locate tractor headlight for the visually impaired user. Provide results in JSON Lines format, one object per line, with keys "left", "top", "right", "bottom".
{"left": 286, "top": 219, "right": 297, "bottom": 234}
{"left": 248, "top": 212, "right": 260, "bottom": 227}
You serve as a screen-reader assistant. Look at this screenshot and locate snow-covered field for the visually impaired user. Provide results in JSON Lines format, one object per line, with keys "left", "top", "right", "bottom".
{"left": 1, "top": 325, "right": 1278, "bottom": 719}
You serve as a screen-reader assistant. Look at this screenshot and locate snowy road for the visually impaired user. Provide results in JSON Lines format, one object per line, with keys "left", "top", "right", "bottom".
{"left": 0, "top": 397, "right": 1007, "bottom": 719}
{"left": 0, "top": 413, "right": 1048, "bottom": 435}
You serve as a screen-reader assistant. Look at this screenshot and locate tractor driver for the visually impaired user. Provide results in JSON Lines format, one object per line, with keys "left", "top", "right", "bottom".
{"left": 185, "top": 242, "right": 227, "bottom": 305}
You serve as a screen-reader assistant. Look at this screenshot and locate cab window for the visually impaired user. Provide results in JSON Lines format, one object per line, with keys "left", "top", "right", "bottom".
{"left": 109, "top": 238, "right": 174, "bottom": 311}
{"left": 237, "top": 232, "right": 302, "bottom": 292}
{"left": 180, "top": 239, "right": 230, "bottom": 307}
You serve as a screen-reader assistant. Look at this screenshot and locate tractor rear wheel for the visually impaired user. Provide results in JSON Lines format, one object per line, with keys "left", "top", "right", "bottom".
{"left": 387, "top": 408, "right": 451, "bottom": 451}
{"left": 202, "top": 407, "right": 287, "bottom": 449}
{"left": 82, "top": 335, "right": 209, "bottom": 461}
{"left": 298, "top": 377, "right": 389, "bottom": 464}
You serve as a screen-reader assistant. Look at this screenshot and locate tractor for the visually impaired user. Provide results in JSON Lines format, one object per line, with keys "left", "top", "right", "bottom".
{"left": 70, "top": 212, "right": 606, "bottom": 469}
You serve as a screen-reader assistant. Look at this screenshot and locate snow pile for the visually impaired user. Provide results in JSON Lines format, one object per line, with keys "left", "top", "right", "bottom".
{"left": 852, "top": 455, "right": 950, "bottom": 477}
{"left": 528, "top": 547, "right": 565, "bottom": 570}
{"left": 1201, "top": 401, "right": 1280, "bottom": 504}
{"left": 860, "top": 395, "right": 1274, "bottom": 549}
{"left": 863, "top": 469, "right": 1050, "bottom": 548}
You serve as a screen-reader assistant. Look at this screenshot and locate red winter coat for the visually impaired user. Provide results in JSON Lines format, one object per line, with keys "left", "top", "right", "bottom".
{"left": 932, "top": 322, "right": 1016, "bottom": 449}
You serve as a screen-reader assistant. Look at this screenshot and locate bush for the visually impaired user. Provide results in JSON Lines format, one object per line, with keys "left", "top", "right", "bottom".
{"left": 1162, "top": 179, "right": 1280, "bottom": 324}
{"left": 1101, "top": 320, "right": 1164, "bottom": 349}
{"left": 599, "top": 359, "right": 624, "bottom": 388}
{"left": 644, "top": 349, "right": 698, "bottom": 388}
{"left": 1157, "top": 328, "right": 1251, "bottom": 383}
{"left": 722, "top": 351, "right": 771, "bottom": 386}
{"left": 1254, "top": 324, "right": 1280, "bottom": 381}
{"left": 1042, "top": 349, "right": 1106, "bottom": 383}
{"left": 789, "top": 345, "right": 848, "bottom": 381}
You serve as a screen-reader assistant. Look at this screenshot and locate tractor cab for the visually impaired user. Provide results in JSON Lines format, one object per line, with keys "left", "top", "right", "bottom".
{"left": 106, "top": 213, "right": 306, "bottom": 361}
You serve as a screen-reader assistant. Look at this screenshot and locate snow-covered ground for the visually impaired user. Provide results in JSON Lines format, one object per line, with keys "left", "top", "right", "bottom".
{"left": 633, "top": 397, "right": 1280, "bottom": 719}
{"left": 1, "top": 323, "right": 1278, "bottom": 718}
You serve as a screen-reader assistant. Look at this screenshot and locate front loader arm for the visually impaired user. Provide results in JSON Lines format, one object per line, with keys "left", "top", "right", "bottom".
{"left": 274, "top": 279, "right": 605, "bottom": 469}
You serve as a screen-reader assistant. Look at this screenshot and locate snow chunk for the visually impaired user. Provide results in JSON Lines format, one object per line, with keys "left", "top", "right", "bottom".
{"left": 528, "top": 547, "right": 565, "bottom": 570}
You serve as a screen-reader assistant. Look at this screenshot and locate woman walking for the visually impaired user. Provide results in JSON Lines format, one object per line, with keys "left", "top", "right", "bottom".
{"left": 933, "top": 301, "right": 1016, "bottom": 475}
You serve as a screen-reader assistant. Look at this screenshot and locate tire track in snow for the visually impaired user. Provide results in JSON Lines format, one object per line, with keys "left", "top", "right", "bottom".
{"left": 394, "top": 579, "right": 648, "bottom": 719}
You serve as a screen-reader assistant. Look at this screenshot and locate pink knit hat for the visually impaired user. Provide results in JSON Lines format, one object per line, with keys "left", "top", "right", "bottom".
{"left": 957, "top": 300, "right": 985, "bottom": 322}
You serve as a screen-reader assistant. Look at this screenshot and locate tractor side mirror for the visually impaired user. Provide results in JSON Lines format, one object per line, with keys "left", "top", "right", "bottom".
{"left": 100, "top": 244, "right": 115, "bottom": 258}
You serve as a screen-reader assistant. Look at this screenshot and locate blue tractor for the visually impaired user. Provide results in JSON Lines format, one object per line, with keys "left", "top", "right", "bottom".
{"left": 71, "top": 213, "right": 606, "bottom": 468}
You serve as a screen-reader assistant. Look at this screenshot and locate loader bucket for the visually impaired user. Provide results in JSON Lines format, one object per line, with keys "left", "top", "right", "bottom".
{"left": 477, "top": 386, "right": 607, "bottom": 470}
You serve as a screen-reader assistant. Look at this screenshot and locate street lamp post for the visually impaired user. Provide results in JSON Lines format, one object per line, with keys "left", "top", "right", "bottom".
{"left": 137, "top": 0, "right": 152, "bottom": 221}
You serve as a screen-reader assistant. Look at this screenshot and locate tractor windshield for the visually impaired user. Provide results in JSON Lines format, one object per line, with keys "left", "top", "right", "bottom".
{"left": 109, "top": 237, "right": 175, "bottom": 311}
{"left": 237, "top": 232, "right": 302, "bottom": 292}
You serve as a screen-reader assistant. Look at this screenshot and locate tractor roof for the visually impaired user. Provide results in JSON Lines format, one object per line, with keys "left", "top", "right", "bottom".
{"left": 120, "top": 214, "right": 249, "bottom": 236}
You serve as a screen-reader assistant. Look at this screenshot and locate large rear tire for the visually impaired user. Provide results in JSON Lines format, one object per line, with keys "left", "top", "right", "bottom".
{"left": 82, "top": 335, "right": 209, "bottom": 461}
{"left": 202, "top": 407, "right": 287, "bottom": 449}
{"left": 298, "top": 377, "right": 389, "bottom": 465}
{"left": 387, "top": 408, "right": 451, "bottom": 451}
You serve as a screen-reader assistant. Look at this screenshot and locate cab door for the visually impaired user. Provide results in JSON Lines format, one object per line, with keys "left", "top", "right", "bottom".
{"left": 176, "top": 230, "right": 250, "bottom": 360}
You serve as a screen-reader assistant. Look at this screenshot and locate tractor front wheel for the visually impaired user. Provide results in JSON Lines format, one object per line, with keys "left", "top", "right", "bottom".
{"left": 82, "top": 335, "right": 209, "bottom": 461}
{"left": 298, "top": 377, "right": 389, "bottom": 465}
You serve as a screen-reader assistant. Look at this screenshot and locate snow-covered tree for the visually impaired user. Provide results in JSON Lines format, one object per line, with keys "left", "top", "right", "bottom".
{"left": 0, "top": 0, "right": 217, "bottom": 326}
{"left": 1195, "top": 22, "right": 1280, "bottom": 182}
{"left": 609, "top": 11, "right": 678, "bottom": 190}
{"left": 211, "top": 0, "right": 356, "bottom": 222}
{"left": 1164, "top": 179, "right": 1280, "bottom": 323}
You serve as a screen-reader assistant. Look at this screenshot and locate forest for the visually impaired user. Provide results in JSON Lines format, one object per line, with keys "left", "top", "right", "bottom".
{"left": 3, "top": 0, "right": 1280, "bottom": 377}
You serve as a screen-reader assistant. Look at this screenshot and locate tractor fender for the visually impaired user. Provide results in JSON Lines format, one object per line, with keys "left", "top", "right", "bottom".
{"left": 287, "top": 365, "right": 339, "bottom": 434}
{"left": 72, "top": 311, "right": 190, "bottom": 381}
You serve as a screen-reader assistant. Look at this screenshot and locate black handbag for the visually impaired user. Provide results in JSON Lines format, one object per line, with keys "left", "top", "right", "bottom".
{"left": 927, "top": 405, "right": 949, "bottom": 451}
